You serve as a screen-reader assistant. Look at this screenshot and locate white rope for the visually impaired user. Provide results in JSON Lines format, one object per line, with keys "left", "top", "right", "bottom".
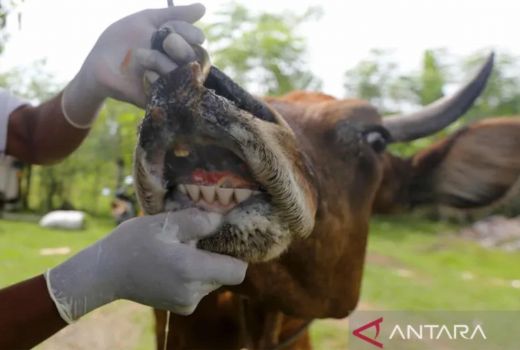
{"left": 163, "top": 310, "right": 171, "bottom": 350}
{"left": 163, "top": 1, "right": 174, "bottom": 348}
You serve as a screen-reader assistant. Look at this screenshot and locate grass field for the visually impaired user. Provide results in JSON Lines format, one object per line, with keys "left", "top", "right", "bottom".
{"left": 1, "top": 214, "right": 519, "bottom": 349}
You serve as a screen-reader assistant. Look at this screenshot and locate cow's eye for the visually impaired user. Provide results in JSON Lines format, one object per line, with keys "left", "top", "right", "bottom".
{"left": 363, "top": 126, "right": 390, "bottom": 153}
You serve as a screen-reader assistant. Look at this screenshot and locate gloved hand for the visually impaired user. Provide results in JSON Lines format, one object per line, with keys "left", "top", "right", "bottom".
{"left": 45, "top": 208, "right": 247, "bottom": 323}
{"left": 62, "top": 3, "right": 206, "bottom": 128}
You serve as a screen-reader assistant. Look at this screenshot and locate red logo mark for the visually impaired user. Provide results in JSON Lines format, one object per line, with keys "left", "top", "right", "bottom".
{"left": 352, "top": 317, "right": 384, "bottom": 348}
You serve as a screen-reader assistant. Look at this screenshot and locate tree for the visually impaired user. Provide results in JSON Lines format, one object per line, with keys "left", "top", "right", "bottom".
{"left": 0, "top": 59, "right": 60, "bottom": 102}
{"left": 30, "top": 100, "right": 143, "bottom": 214}
{"left": 204, "top": 2, "right": 322, "bottom": 96}
{"left": 344, "top": 49, "right": 448, "bottom": 114}
{"left": 462, "top": 51, "right": 520, "bottom": 121}
{"left": 344, "top": 49, "right": 395, "bottom": 112}
{"left": 343, "top": 49, "right": 421, "bottom": 114}
{"left": 0, "top": 0, "right": 23, "bottom": 54}
{"left": 419, "top": 50, "right": 445, "bottom": 105}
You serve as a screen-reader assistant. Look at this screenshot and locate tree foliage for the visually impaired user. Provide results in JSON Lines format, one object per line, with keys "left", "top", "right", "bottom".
{"left": 204, "top": 2, "right": 322, "bottom": 96}
{"left": 29, "top": 100, "right": 142, "bottom": 215}
{"left": 0, "top": 0, "right": 22, "bottom": 54}
{"left": 344, "top": 49, "right": 447, "bottom": 114}
{"left": 462, "top": 51, "right": 520, "bottom": 120}
{"left": 0, "top": 59, "right": 59, "bottom": 102}
{"left": 419, "top": 50, "right": 445, "bottom": 105}
{"left": 344, "top": 49, "right": 393, "bottom": 111}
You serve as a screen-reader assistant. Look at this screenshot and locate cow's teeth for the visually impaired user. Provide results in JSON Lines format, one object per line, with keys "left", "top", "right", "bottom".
{"left": 200, "top": 185, "right": 216, "bottom": 204}
{"left": 179, "top": 184, "right": 259, "bottom": 205}
{"left": 185, "top": 184, "right": 200, "bottom": 201}
{"left": 234, "top": 188, "right": 252, "bottom": 203}
{"left": 216, "top": 187, "right": 234, "bottom": 206}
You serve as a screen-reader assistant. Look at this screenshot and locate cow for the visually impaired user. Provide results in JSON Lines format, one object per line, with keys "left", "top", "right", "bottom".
{"left": 133, "top": 49, "right": 520, "bottom": 349}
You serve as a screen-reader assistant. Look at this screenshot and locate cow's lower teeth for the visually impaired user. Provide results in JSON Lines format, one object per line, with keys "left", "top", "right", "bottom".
{"left": 216, "top": 187, "right": 234, "bottom": 205}
{"left": 200, "top": 185, "right": 216, "bottom": 203}
{"left": 234, "top": 188, "right": 252, "bottom": 202}
{"left": 177, "top": 184, "right": 261, "bottom": 205}
{"left": 185, "top": 184, "right": 200, "bottom": 201}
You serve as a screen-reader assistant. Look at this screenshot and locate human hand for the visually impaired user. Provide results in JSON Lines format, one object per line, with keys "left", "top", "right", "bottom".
{"left": 45, "top": 208, "right": 247, "bottom": 323}
{"left": 62, "top": 4, "right": 205, "bottom": 128}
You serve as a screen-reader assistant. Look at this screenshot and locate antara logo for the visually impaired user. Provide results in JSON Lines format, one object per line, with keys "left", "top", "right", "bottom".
{"left": 352, "top": 317, "right": 488, "bottom": 348}
{"left": 389, "top": 324, "right": 487, "bottom": 340}
{"left": 352, "top": 317, "right": 384, "bottom": 348}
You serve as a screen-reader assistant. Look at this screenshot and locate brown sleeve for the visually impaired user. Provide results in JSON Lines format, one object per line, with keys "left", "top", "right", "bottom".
{"left": 5, "top": 92, "right": 90, "bottom": 165}
{"left": 0, "top": 274, "right": 67, "bottom": 349}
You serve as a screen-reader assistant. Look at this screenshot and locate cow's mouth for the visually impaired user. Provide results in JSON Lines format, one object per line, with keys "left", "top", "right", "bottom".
{"left": 134, "top": 59, "right": 317, "bottom": 262}
{"left": 163, "top": 143, "right": 267, "bottom": 214}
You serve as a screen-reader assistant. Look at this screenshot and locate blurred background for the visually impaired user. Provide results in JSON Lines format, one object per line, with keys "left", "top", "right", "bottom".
{"left": 1, "top": 0, "right": 520, "bottom": 349}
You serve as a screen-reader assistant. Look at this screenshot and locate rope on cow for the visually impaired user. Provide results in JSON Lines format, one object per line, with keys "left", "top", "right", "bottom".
{"left": 271, "top": 320, "right": 313, "bottom": 350}
{"left": 163, "top": 310, "right": 171, "bottom": 350}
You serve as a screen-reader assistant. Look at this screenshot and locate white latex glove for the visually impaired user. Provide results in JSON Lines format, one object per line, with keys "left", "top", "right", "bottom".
{"left": 45, "top": 208, "right": 247, "bottom": 323}
{"left": 62, "top": 4, "right": 206, "bottom": 128}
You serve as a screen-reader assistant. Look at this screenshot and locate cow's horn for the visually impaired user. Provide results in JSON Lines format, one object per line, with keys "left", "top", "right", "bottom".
{"left": 383, "top": 52, "right": 494, "bottom": 142}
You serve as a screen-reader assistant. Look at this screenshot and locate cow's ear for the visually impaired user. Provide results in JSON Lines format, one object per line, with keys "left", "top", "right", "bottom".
{"left": 409, "top": 118, "right": 520, "bottom": 210}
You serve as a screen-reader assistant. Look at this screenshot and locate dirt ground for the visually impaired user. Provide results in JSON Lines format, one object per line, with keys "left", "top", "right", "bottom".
{"left": 36, "top": 301, "right": 154, "bottom": 350}
{"left": 34, "top": 300, "right": 353, "bottom": 350}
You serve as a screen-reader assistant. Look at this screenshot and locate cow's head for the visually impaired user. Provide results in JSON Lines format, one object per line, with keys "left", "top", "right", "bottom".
{"left": 134, "top": 47, "right": 318, "bottom": 262}
{"left": 134, "top": 51, "right": 520, "bottom": 316}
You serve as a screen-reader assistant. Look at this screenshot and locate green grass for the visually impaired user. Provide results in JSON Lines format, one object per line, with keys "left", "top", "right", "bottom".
{"left": 1, "top": 214, "right": 519, "bottom": 349}
{"left": 0, "top": 215, "right": 113, "bottom": 287}
{"left": 363, "top": 215, "right": 520, "bottom": 310}
{"left": 310, "top": 319, "right": 348, "bottom": 349}
{"left": 308, "top": 215, "right": 520, "bottom": 349}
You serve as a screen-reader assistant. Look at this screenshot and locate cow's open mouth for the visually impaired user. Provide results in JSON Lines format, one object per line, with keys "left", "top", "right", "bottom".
{"left": 134, "top": 59, "right": 317, "bottom": 262}
{"left": 163, "top": 143, "right": 268, "bottom": 214}
{"left": 135, "top": 130, "right": 292, "bottom": 262}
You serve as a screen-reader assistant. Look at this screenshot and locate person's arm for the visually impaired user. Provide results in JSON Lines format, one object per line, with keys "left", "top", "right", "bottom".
{"left": 6, "top": 93, "right": 89, "bottom": 164}
{"left": 5, "top": 4, "right": 206, "bottom": 165}
{"left": 0, "top": 275, "right": 66, "bottom": 349}
{"left": 0, "top": 209, "right": 247, "bottom": 349}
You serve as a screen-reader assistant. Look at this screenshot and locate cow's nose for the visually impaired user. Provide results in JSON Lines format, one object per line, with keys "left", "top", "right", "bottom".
{"left": 204, "top": 67, "right": 278, "bottom": 123}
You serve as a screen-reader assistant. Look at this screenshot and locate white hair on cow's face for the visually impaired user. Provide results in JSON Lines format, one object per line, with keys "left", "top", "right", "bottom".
{"left": 198, "top": 202, "right": 292, "bottom": 262}
{"left": 134, "top": 147, "right": 166, "bottom": 215}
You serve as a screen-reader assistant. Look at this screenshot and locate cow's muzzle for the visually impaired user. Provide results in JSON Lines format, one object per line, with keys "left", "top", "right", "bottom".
{"left": 134, "top": 50, "right": 317, "bottom": 262}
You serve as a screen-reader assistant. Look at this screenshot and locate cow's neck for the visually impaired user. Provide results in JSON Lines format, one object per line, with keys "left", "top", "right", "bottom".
{"left": 155, "top": 292, "right": 312, "bottom": 350}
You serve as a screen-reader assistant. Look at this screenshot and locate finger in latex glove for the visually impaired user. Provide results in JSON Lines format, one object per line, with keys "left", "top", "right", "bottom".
{"left": 142, "top": 20, "right": 207, "bottom": 88}
{"left": 62, "top": 4, "right": 206, "bottom": 128}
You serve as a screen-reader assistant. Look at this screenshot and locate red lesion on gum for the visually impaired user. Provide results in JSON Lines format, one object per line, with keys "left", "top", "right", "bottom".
{"left": 190, "top": 168, "right": 259, "bottom": 189}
